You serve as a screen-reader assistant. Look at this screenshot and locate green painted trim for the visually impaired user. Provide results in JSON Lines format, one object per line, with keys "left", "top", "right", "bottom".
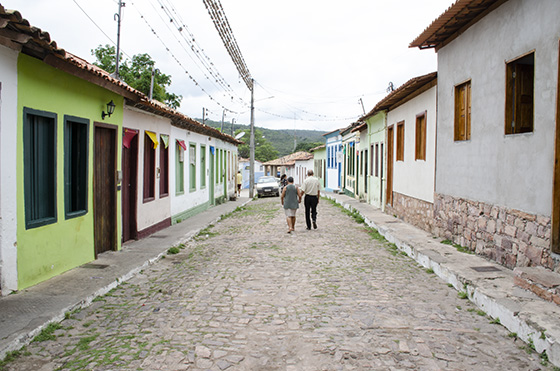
{"left": 343, "top": 188, "right": 355, "bottom": 198}
{"left": 22, "top": 107, "right": 58, "bottom": 229}
{"left": 189, "top": 142, "right": 196, "bottom": 191}
{"left": 200, "top": 144, "right": 206, "bottom": 188}
{"left": 64, "top": 115, "right": 90, "bottom": 220}
{"left": 172, "top": 201, "right": 210, "bottom": 224}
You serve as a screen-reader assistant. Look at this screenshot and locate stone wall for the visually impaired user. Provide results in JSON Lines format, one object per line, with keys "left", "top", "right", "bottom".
{"left": 433, "top": 193, "right": 557, "bottom": 270}
{"left": 386, "top": 192, "right": 435, "bottom": 234}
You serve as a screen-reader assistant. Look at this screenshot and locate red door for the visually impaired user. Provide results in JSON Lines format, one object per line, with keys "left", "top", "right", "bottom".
{"left": 122, "top": 128, "right": 138, "bottom": 243}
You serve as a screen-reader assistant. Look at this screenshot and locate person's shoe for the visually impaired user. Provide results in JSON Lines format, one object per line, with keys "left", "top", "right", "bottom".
{"left": 306, "top": 227, "right": 311, "bottom": 230}
{"left": 313, "top": 221, "right": 317, "bottom": 229}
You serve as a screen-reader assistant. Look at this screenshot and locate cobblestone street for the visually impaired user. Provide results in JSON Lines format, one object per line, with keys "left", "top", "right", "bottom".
{"left": 4, "top": 197, "right": 552, "bottom": 370}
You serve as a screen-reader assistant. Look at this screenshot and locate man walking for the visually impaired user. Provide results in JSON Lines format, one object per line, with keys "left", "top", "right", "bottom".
{"left": 300, "top": 169, "right": 321, "bottom": 230}
{"left": 236, "top": 170, "right": 243, "bottom": 197}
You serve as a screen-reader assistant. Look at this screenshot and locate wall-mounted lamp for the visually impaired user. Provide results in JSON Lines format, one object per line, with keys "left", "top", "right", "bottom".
{"left": 101, "top": 100, "right": 116, "bottom": 120}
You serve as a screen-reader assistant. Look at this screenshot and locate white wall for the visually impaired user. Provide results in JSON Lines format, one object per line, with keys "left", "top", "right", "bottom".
{"left": 295, "top": 159, "right": 314, "bottom": 186}
{"left": 170, "top": 126, "right": 210, "bottom": 216}
{"left": 0, "top": 46, "right": 18, "bottom": 294}
{"left": 436, "top": 0, "right": 560, "bottom": 216}
{"left": 387, "top": 85, "right": 437, "bottom": 203}
{"left": 123, "top": 107, "right": 171, "bottom": 231}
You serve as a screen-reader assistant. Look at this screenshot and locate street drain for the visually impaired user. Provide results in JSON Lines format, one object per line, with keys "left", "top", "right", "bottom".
{"left": 81, "top": 263, "right": 109, "bottom": 269}
{"left": 471, "top": 266, "right": 501, "bottom": 272}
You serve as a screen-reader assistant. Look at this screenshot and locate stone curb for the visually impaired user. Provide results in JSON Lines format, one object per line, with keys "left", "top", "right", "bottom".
{"left": 324, "top": 193, "right": 560, "bottom": 367}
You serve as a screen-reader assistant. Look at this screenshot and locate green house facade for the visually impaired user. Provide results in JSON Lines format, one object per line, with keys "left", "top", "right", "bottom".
{"left": 16, "top": 54, "right": 124, "bottom": 289}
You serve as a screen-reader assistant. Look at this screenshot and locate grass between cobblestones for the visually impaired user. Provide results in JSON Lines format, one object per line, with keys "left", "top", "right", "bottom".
{"left": 323, "top": 197, "right": 405, "bottom": 258}
{"left": 322, "top": 196, "right": 560, "bottom": 366}
{"left": 2, "top": 199, "right": 558, "bottom": 370}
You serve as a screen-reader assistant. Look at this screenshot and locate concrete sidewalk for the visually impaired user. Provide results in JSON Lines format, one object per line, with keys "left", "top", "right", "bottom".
{"left": 0, "top": 191, "right": 252, "bottom": 359}
{"left": 324, "top": 191, "right": 560, "bottom": 367}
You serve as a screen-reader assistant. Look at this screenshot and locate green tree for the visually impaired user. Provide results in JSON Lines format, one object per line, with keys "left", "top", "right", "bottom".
{"left": 295, "top": 139, "right": 323, "bottom": 153}
{"left": 92, "top": 45, "right": 182, "bottom": 109}
{"left": 235, "top": 129, "right": 279, "bottom": 162}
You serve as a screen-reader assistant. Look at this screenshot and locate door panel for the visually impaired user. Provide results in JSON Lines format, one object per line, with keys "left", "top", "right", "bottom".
{"left": 209, "top": 149, "right": 215, "bottom": 205}
{"left": 122, "top": 129, "right": 138, "bottom": 242}
{"left": 94, "top": 124, "right": 117, "bottom": 256}
{"left": 386, "top": 126, "right": 394, "bottom": 206}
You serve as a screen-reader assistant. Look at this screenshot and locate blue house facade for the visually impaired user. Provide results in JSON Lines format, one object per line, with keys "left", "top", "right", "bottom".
{"left": 323, "top": 129, "right": 342, "bottom": 192}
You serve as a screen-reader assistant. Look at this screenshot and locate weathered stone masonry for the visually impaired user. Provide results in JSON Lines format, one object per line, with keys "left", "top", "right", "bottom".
{"left": 433, "top": 193, "right": 557, "bottom": 271}
{"left": 386, "top": 192, "right": 435, "bottom": 234}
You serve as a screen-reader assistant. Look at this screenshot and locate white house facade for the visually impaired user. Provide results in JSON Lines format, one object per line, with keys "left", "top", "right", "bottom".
{"left": 411, "top": 0, "right": 560, "bottom": 269}
{"left": 385, "top": 73, "right": 437, "bottom": 232}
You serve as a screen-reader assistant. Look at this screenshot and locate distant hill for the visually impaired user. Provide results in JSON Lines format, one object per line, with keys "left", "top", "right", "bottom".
{"left": 197, "top": 119, "right": 327, "bottom": 157}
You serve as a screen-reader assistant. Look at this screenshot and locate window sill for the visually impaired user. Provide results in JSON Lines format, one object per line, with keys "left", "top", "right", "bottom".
{"left": 504, "top": 131, "right": 534, "bottom": 138}
{"left": 176, "top": 191, "right": 185, "bottom": 196}
{"left": 26, "top": 216, "right": 57, "bottom": 230}
{"left": 160, "top": 193, "right": 169, "bottom": 199}
{"left": 189, "top": 188, "right": 197, "bottom": 193}
{"left": 65, "top": 210, "right": 87, "bottom": 220}
{"left": 143, "top": 197, "right": 155, "bottom": 203}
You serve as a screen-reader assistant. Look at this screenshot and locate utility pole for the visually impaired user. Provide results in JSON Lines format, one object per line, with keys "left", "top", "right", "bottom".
{"left": 221, "top": 109, "right": 225, "bottom": 132}
{"left": 149, "top": 65, "right": 155, "bottom": 100}
{"left": 202, "top": 107, "right": 206, "bottom": 125}
{"left": 231, "top": 118, "right": 235, "bottom": 136}
{"left": 114, "top": 0, "right": 125, "bottom": 79}
{"left": 358, "top": 98, "right": 365, "bottom": 115}
{"left": 249, "top": 79, "right": 255, "bottom": 198}
{"left": 293, "top": 113, "right": 297, "bottom": 152}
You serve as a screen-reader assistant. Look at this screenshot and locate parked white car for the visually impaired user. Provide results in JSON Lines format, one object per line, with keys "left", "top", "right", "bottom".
{"left": 256, "top": 176, "right": 280, "bottom": 197}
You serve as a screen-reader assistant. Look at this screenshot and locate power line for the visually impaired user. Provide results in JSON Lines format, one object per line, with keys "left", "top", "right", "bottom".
{"left": 129, "top": 2, "right": 242, "bottom": 114}
{"left": 71, "top": 0, "right": 132, "bottom": 60}
{"left": 158, "top": 0, "right": 235, "bottom": 94}
{"left": 202, "top": 0, "right": 252, "bottom": 91}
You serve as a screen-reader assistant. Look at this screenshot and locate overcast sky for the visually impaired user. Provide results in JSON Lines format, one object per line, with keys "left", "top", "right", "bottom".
{"left": 3, "top": 0, "right": 453, "bottom": 132}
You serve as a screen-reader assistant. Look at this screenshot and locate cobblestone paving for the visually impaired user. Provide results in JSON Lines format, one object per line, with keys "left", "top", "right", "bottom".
{"left": 3, "top": 198, "right": 552, "bottom": 370}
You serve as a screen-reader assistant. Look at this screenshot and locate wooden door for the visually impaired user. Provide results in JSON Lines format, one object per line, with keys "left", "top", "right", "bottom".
{"left": 94, "top": 124, "right": 117, "bottom": 256}
{"left": 552, "top": 41, "right": 560, "bottom": 253}
{"left": 386, "top": 126, "right": 394, "bottom": 206}
{"left": 122, "top": 130, "right": 138, "bottom": 243}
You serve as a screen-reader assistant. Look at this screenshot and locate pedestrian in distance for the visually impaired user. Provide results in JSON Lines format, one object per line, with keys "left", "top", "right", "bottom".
{"left": 236, "top": 170, "right": 243, "bottom": 197}
{"left": 280, "top": 174, "right": 288, "bottom": 192}
{"left": 300, "top": 169, "right": 321, "bottom": 230}
{"left": 281, "top": 176, "right": 301, "bottom": 233}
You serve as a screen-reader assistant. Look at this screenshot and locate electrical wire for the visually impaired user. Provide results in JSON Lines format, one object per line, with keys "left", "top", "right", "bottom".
{"left": 129, "top": 2, "right": 243, "bottom": 114}
{"left": 71, "top": 0, "right": 132, "bottom": 60}
{"left": 202, "top": 0, "right": 252, "bottom": 91}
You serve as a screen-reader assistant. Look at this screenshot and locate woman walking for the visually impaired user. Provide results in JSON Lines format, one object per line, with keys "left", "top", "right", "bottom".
{"left": 281, "top": 176, "right": 301, "bottom": 233}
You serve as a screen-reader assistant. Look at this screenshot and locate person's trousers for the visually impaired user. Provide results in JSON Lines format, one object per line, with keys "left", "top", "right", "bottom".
{"left": 304, "top": 195, "right": 318, "bottom": 229}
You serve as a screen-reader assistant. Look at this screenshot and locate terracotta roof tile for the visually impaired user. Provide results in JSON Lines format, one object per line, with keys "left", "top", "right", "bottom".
{"left": 361, "top": 72, "right": 437, "bottom": 120}
{"left": 409, "top": 0, "right": 508, "bottom": 50}
{"left": 263, "top": 151, "right": 313, "bottom": 166}
{"left": 0, "top": 5, "right": 242, "bottom": 145}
